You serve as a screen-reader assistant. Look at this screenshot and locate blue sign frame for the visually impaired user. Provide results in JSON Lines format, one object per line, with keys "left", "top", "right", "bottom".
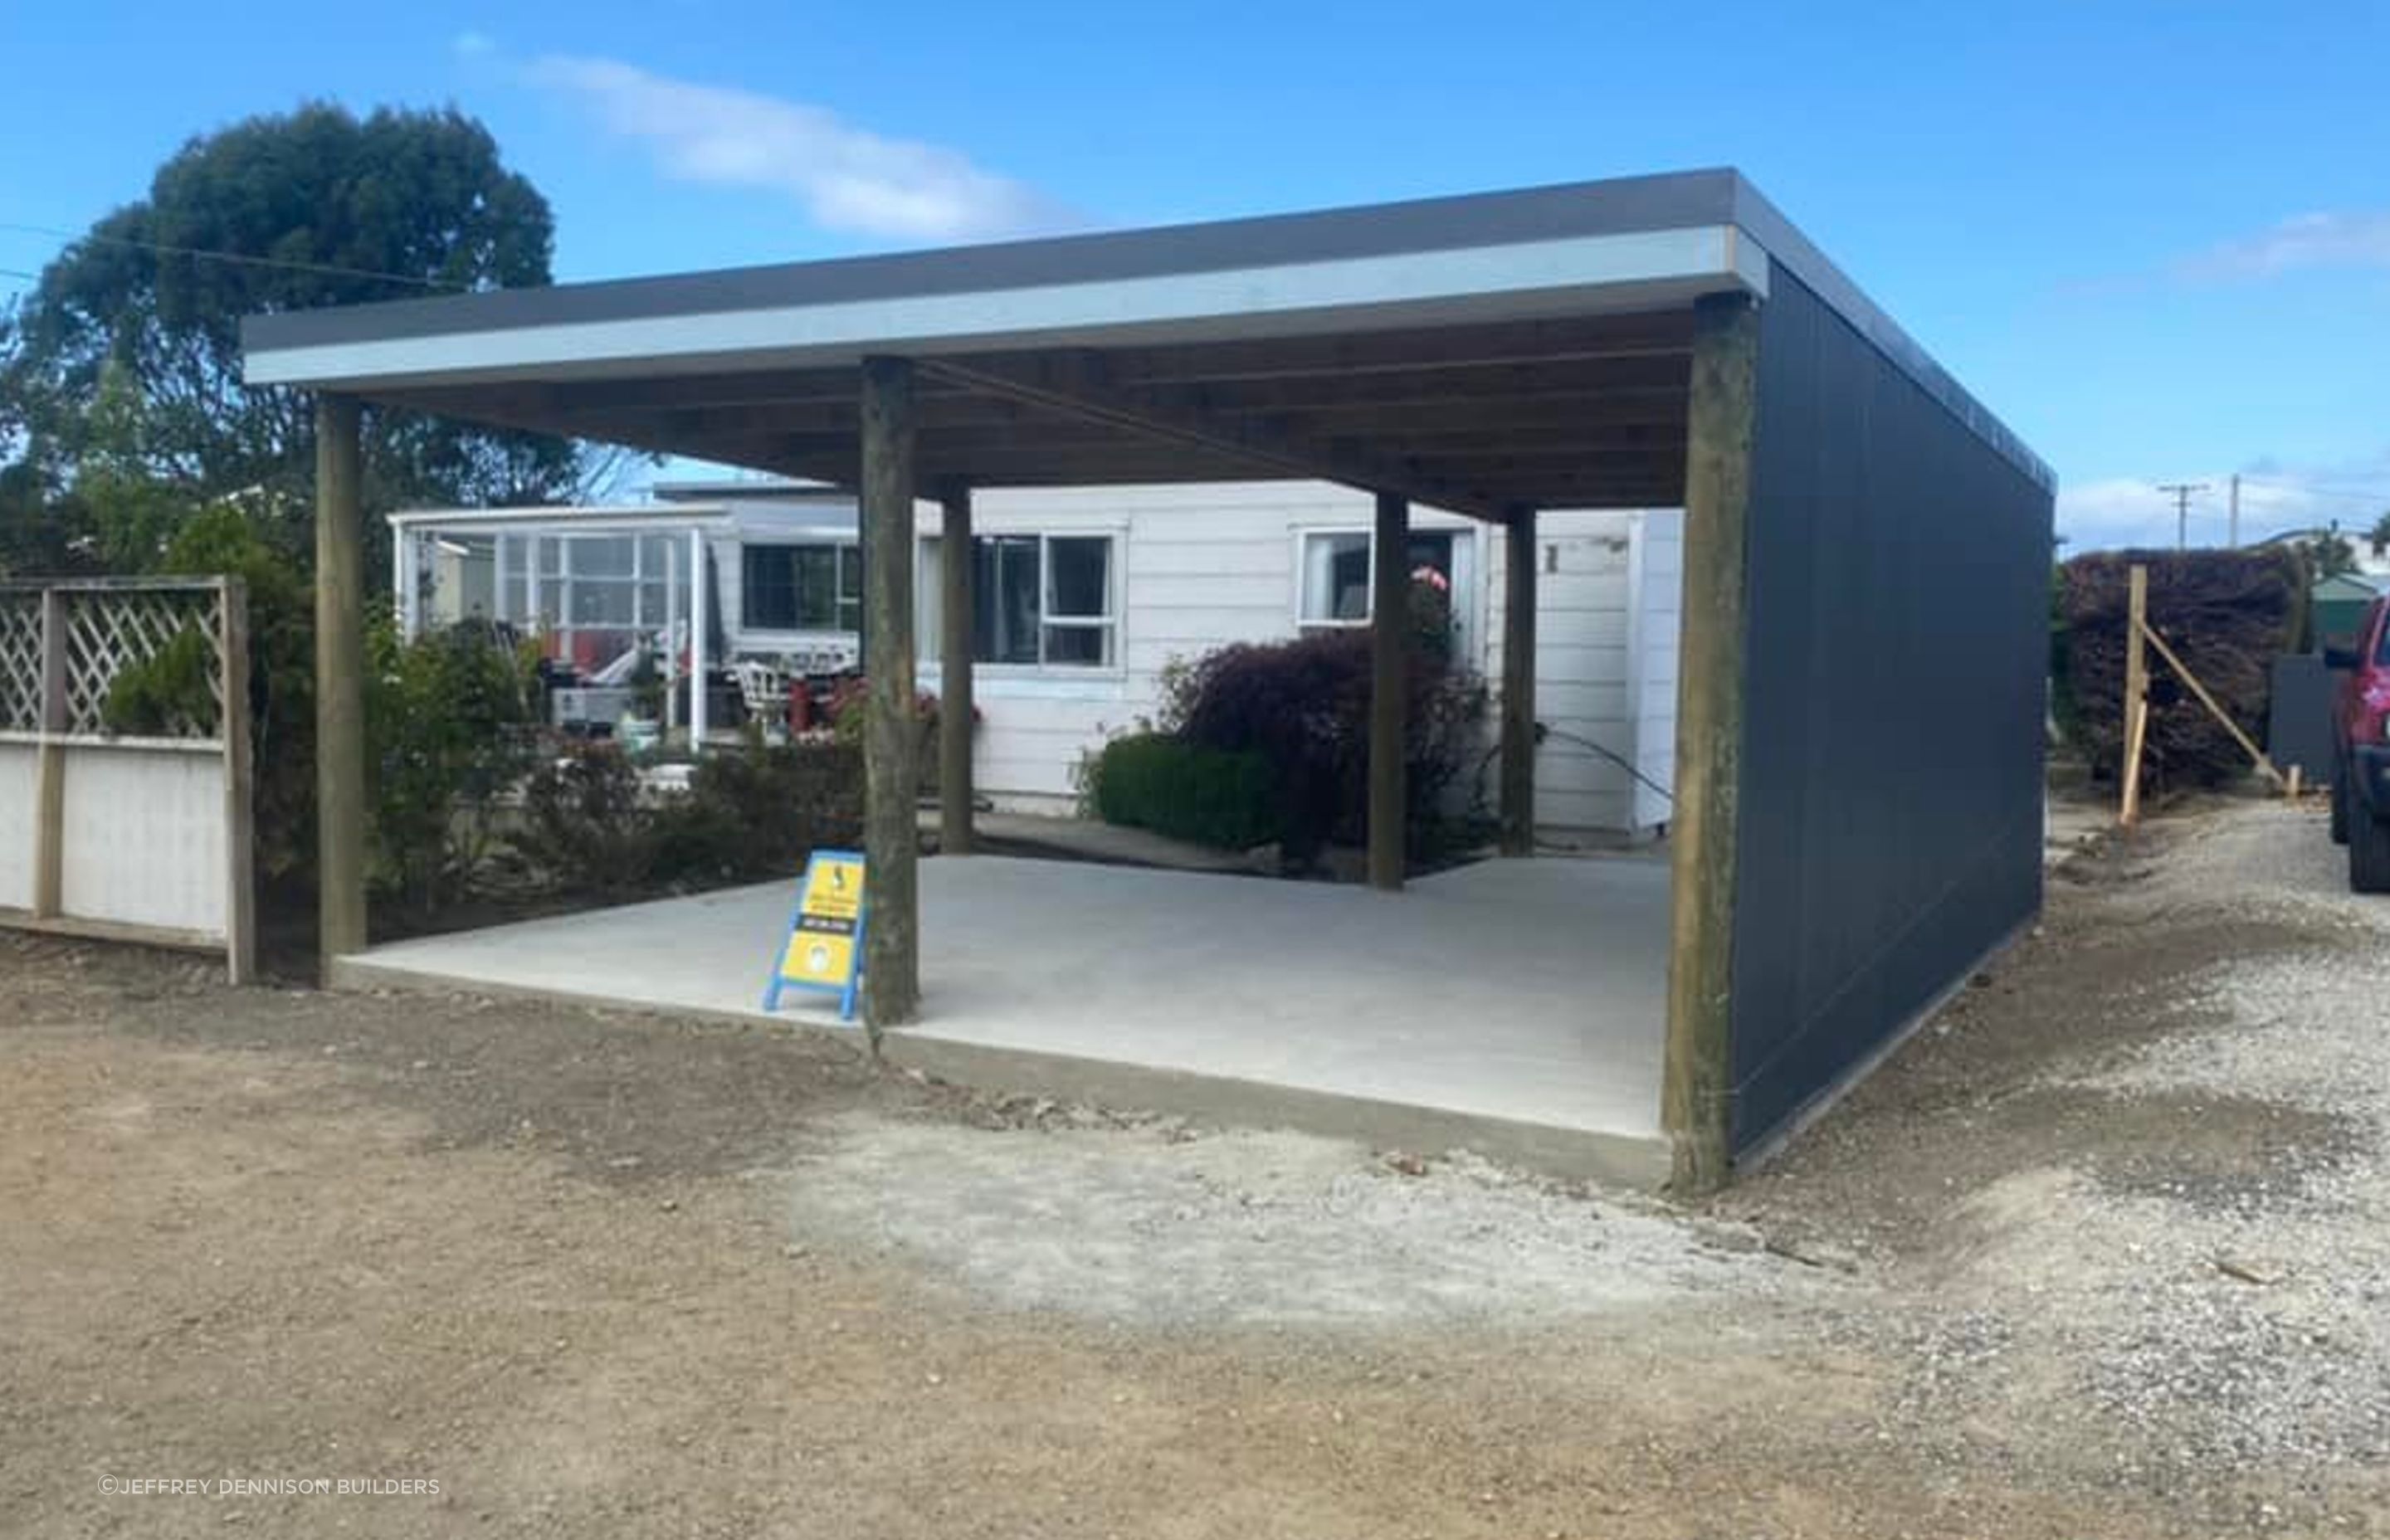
{"left": 761, "top": 848, "right": 867, "bottom": 1021}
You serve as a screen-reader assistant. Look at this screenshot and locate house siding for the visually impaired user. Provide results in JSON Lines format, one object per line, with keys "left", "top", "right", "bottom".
{"left": 1631, "top": 510, "right": 1683, "bottom": 831}
{"left": 921, "top": 483, "right": 1677, "bottom": 834}
{"left": 1486, "top": 509, "right": 1670, "bottom": 839}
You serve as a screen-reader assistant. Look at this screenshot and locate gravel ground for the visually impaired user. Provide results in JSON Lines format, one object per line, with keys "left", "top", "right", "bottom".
{"left": 4, "top": 792, "right": 2389, "bottom": 1538}
{"left": 788, "top": 1116, "right": 1802, "bottom": 1328}
{"left": 2058, "top": 808, "right": 2390, "bottom": 1476}
{"left": 1742, "top": 796, "right": 2390, "bottom": 1529}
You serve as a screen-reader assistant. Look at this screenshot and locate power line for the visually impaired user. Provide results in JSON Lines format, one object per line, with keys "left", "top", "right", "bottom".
{"left": 2239, "top": 477, "right": 2390, "bottom": 507}
{"left": 0, "top": 218, "right": 466, "bottom": 291}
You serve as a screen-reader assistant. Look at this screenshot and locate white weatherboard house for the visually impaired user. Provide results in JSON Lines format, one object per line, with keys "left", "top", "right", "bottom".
{"left": 910, "top": 483, "right": 1680, "bottom": 839}
{"left": 393, "top": 478, "right": 1680, "bottom": 841}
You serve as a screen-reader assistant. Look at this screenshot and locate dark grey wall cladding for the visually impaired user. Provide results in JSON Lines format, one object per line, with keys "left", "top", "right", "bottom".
{"left": 1728, "top": 271, "right": 2054, "bottom": 1153}
{"left": 2268, "top": 655, "right": 2337, "bottom": 782}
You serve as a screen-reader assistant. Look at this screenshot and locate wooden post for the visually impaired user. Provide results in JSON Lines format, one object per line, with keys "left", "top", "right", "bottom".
{"left": 860, "top": 356, "right": 921, "bottom": 1037}
{"left": 1662, "top": 290, "right": 1760, "bottom": 1196}
{"left": 1499, "top": 506, "right": 1538, "bottom": 855}
{"left": 315, "top": 394, "right": 368, "bottom": 974}
{"left": 218, "top": 577, "right": 256, "bottom": 985}
{"left": 32, "top": 585, "right": 67, "bottom": 919}
{"left": 2120, "top": 564, "right": 2149, "bottom": 826}
{"left": 939, "top": 483, "right": 977, "bottom": 856}
{"left": 1368, "top": 491, "right": 1409, "bottom": 890}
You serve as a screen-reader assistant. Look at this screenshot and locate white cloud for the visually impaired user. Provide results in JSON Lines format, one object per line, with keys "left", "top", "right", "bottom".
{"left": 2057, "top": 476, "right": 2214, "bottom": 552}
{"left": 2058, "top": 465, "right": 2390, "bottom": 554}
{"left": 451, "top": 30, "right": 496, "bottom": 58}
{"left": 519, "top": 55, "right": 1075, "bottom": 243}
{"left": 2177, "top": 209, "right": 2390, "bottom": 283}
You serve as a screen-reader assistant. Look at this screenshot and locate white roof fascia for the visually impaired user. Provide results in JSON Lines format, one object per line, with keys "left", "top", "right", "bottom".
{"left": 252, "top": 226, "right": 1768, "bottom": 392}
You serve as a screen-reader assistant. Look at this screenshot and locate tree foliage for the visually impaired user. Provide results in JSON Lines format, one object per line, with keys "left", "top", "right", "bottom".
{"left": 2, "top": 102, "right": 593, "bottom": 564}
{"left": 366, "top": 615, "right": 539, "bottom": 912}
{"left": 156, "top": 504, "right": 319, "bottom": 880}
{"left": 2301, "top": 525, "right": 2359, "bottom": 582}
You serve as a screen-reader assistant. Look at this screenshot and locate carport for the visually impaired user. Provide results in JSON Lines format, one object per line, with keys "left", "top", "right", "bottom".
{"left": 242, "top": 168, "right": 2055, "bottom": 1189}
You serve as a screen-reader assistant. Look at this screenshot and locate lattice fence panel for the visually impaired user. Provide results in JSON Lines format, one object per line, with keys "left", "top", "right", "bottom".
{"left": 0, "top": 592, "right": 39, "bottom": 733}
{"left": 60, "top": 587, "right": 227, "bottom": 739}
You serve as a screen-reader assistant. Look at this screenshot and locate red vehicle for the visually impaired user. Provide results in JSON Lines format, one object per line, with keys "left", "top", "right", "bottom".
{"left": 2329, "top": 594, "right": 2390, "bottom": 892}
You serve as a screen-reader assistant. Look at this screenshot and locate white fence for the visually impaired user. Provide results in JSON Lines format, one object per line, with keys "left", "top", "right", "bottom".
{"left": 0, "top": 578, "right": 254, "bottom": 980}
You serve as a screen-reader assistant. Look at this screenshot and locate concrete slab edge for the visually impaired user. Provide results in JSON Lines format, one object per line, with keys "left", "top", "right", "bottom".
{"left": 329, "top": 954, "right": 1672, "bottom": 1192}
{"left": 885, "top": 1032, "right": 1674, "bottom": 1192}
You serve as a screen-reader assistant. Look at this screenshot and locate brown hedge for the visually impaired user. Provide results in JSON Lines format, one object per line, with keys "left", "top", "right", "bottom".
{"left": 2058, "top": 548, "right": 2304, "bottom": 789}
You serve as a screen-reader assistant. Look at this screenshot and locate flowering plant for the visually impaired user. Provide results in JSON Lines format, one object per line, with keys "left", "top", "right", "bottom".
{"left": 1407, "top": 567, "right": 1457, "bottom": 663}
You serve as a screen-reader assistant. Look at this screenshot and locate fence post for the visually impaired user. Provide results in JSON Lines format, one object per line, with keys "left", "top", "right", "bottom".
{"left": 2120, "top": 564, "right": 2149, "bottom": 826}
{"left": 32, "top": 587, "right": 67, "bottom": 919}
{"left": 218, "top": 578, "right": 256, "bottom": 984}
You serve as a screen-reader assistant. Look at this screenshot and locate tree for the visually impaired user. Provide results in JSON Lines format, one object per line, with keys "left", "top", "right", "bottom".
{"left": 2, "top": 102, "right": 599, "bottom": 564}
{"left": 2369, "top": 510, "right": 2390, "bottom": 558}
{"left": 2303, "top": 524, "right": 2359, "bottom": 582}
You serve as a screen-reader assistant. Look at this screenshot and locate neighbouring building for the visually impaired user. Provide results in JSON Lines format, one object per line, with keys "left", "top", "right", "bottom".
{"left": 393, "top": 480, "right": 1681, "bottom": 841}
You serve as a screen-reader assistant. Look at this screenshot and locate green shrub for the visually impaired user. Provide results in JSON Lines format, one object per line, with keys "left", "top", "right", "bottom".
{"left": 1093, "top": 733, "right": 1280, "bottom": 850}
{"left": 514, "top": 742, "right": 655, "bottom": 895}
{"left": 513, "top": 734, "right": 865, "bottom": 896}
{"left": 102, "top": 625, "right": 218, "bottom": 738}
{"left": 155, "top": 505, "right": 316, "bottom": 882}
{"left": 366, "top": 613, "right": 539, "bottom": 912}
{"left": 649, "top": 736, "right": 865, "bottom": 884}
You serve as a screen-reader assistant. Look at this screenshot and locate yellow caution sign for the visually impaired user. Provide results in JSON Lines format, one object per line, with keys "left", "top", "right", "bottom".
{"left": 763, "top": 850, "right": 866, "bottom": 1018}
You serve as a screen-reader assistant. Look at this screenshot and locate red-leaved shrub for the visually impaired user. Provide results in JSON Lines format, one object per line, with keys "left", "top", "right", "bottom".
{"left": 1158, "top": 627, "right": 1485, "bottom": 858}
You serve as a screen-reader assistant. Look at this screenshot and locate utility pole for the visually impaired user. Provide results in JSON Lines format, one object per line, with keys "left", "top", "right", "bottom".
{"left": 2158, "top": 481, "right": 2209, "bottom": 551}
{"left": 2227, "top": 473, "right": 2241, "bottom": 548}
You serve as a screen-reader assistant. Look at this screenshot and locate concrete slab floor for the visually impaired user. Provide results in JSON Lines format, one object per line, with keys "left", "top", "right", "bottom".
{"left": 337, "top": 854, "right": 1673, "bottom": 1181}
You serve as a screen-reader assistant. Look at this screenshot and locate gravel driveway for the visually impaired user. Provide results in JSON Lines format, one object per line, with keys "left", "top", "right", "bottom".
{"left": 2, "top": 795, "right": 2383, "bottom": 1537}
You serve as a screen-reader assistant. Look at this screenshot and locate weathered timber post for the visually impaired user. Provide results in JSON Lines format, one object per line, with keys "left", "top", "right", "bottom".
{"left": 939, "top": 483, "right": 976, "bottom": 856}
{"left": 219, "top": 576, "right": 256, "bottom": 985}
{"left": 1368, "top": 491, "right": 1409, "bottom": 890}
{"left": 1662, "top": 290, "right": 1761, "bottom": 1196}
{"left": 860, "top": 356, "right": 922, "bottom": 1038}
{"left": 1499, "top": 506, "right": 1539, "bottom": 855}
{"left": 2120, "top": 564, "right": 2149, "bottom": 826}
{"left": 315, "top": 394, "right": 368, "bottom": 977}
{"left": 32, "top": 584, "right": 67, "bottom": 919}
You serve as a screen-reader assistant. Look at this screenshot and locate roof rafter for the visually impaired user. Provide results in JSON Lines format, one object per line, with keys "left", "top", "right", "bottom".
{"left": 915, "top": 352, "right": 1510, "bottom": 521}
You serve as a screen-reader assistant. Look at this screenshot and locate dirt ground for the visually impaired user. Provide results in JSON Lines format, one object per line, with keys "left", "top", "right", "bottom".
{"left": 5, "top": 797, "right": 2388, "bottom": 1538}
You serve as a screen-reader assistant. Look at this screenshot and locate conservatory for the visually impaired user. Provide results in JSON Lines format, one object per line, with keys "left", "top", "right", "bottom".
{"left": 388, "top": 492, "right": 862, "bottom": 743}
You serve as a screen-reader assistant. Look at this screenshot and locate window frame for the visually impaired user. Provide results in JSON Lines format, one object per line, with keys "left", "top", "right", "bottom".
{"left": 919, "top": 527, "right": 1124, "bottom": 675}
{"left": 514, "top": 530, "right": 676, "bottom": 670}
{"left": 740, "top": 539, "right": 864, "bottom": 636}
{"left": 1291, "top": 525, "right": 1475, "bottom": 644}
{"left": 1295, "top": 529, "right": 1377, "bottom": 629}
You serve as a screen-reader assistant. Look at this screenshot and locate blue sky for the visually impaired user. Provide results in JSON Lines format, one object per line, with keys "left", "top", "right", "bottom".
{"left": 6, "top": 0, "right": 2387, "bottom": 550}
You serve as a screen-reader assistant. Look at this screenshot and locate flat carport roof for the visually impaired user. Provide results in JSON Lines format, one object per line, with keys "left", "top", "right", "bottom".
{"left": 243, "top": 167, "right": 2049, "bottom": 512}
{"left": 246, "top": 166, "right": 2051, "bottom": 1192}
